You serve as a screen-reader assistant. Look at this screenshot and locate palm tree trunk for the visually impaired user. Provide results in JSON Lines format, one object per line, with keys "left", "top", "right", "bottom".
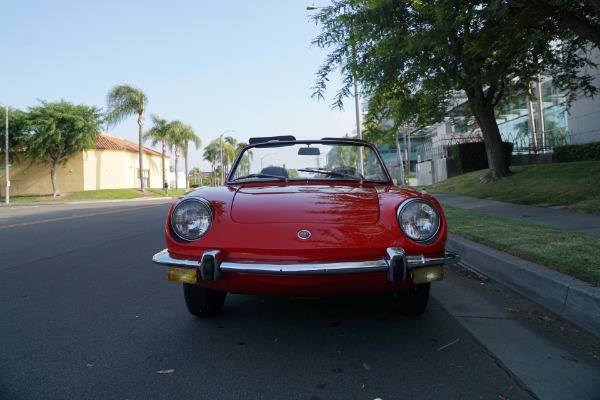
{"left": 138, "top": 112, "right": 145, "bottom": 192}
{"left": 161, "top": 140, "right": 166, "bottom": 190}
{"left": 184, "top": 151, "right": 189, "bottom": 190}
{"left": 174, "top": 146, "right": 180, "bottom": 190}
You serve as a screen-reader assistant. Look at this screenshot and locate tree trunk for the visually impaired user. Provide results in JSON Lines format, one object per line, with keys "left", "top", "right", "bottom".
{"left": 138, "top": 112, "right": 145, "bottom": 192}
{"left": 465, "top": 89, "right": 511, "bottom": 181}
{"left": 161, "top": 141, "right": 166, "bottom": 191}
{"left": 174, "top": 146, "right": 179, "bottom": 190}
{"left": 184, "top": 150, "right": 189, "bottom": 190}
{"left": 50, "top": 161, "right": 60, "bottom": 197}
{"left": 530, "top": 0, "right": 600, "bottom": 47}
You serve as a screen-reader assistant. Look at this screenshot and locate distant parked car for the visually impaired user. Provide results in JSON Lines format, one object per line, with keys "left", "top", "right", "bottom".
{"left": 152, "top": 136, "right": 459, "bottom": 317}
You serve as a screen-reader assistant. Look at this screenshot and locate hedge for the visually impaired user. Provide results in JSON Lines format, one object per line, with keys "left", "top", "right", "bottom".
{"left": 554, "top": 142, "right": 600, "bottom": 163}
{"left": 451, "top": 142, "right": 513, "bottom": 172}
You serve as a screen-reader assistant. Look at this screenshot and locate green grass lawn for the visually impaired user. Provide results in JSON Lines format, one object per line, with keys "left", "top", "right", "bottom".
{"left": 443, "top": 206, "right": 600, "bottom": 286}
{"left": 425, "top": 161, "right": 600, "bottom": 215}
{"left": 5, "top": 188, "right": 189, "bottom": 204}
{"left": 425, "top": 161, "right": 600, "bottom": 285}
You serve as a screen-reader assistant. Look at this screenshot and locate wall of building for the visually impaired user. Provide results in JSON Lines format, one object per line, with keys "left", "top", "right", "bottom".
{"left": 84, "top": 149, "right": 133, "bottom": 190}
{"left": 82, "top": 149, "right": 165, "bottom": 190}
{"left": 1, "top": 150, "right": 167, "bottom": 196}
{"left": 145, "top": 153, "right": 166, "bottom": 189}
{"left": 568, "top": 48, "right": 600, "bottom": 144}
{"left": 0, "top": 154, "right": 85, "bottom": 196}
{"left": 169, "top": 171, "right": 187, "bottom": 189}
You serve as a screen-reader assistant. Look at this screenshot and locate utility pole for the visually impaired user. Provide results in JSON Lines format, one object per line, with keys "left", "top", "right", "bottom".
{"left": 1, "top": 103, "right": 9, "bottom": 205}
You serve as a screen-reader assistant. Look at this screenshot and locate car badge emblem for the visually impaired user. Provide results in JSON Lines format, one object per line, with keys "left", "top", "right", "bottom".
{"left": 297, "top": 230, "right": 312, "bottom": 240}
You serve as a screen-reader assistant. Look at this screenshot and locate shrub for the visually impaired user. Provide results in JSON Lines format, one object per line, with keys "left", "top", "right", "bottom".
{"left": 451, "top": 142, "right": 513, "bottom": 172}
{"left": 554, "top": 142, "right": 600, "bottom": 163}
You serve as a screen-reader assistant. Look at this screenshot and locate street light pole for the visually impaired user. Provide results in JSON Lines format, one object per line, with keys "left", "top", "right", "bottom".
{"left": 1, "top": 102, "right": 8, "bottom": 205}
{"left": 260, "top": 153, "right": 276, "bottom": 170}
{"left": 352, "top": 56, "right": 361, "bottom": 141}
{"left": 307, "top": 4, "right": 363, "bottom": 172}
{"left": 307, "top": 5, "right": 361, "bottom": 141}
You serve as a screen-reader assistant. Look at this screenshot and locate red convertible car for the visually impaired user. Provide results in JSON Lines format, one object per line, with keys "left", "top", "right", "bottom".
{"left": 152, "top": 136, "right": 459, "bottom": 317}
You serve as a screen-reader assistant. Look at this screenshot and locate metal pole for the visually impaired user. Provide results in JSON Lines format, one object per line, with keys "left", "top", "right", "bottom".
{"left": 4, "top": 105, "right": 8, "bottom": 205}
{"left": 307, "top": 4, "right": 362, "bottom": 138}
{"left": 395, "top": 132, "right": 405, "bottom": 185}
{"left": 536, "top": 74, "right": 546, "bottom": 153}
{"left": 527, "top": 89, "right": 538, "bottom": 153}
{"left": 218, "top": 130, "right": 235, "bottom": 185}
{"left": 349, "top": 17, "right": 364, "bottom": 174}
{"left": 307, "top": 5, "right": 362, "bottom": 168}
{"left": 353, "top": 77, "right": 361, "bottom": 140}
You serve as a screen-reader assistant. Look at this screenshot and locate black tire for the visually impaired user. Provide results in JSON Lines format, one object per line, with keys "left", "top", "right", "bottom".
{"left": 389, "top": 283, "right": 431, "bottom": 316}
{"left": 182, "top": 283, "right": 227, "bottom": 317}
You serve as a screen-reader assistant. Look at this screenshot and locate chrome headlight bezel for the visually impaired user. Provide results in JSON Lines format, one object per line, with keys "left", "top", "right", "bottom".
{"left": 170, "top": 198, "right": 213, "bottom": 242}
{"left": 397, "top": 198, "right": 441, "bottom": 244}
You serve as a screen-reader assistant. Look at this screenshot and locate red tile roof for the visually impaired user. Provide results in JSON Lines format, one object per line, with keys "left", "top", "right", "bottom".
{"left": 94, "top": 134, "right": 165, "bottom": 158}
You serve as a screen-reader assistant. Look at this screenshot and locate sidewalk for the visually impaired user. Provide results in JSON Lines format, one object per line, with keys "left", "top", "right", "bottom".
{"left": 435, "top": 194, "right": 600, "bottom": 236}
{"left": 434, "top": 194, "right": 600, "bottom": 338}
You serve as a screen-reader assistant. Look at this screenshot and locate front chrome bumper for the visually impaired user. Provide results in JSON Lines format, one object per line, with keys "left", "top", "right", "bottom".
{"left": 152, "top": 248, "right": 460, "bottom": 283}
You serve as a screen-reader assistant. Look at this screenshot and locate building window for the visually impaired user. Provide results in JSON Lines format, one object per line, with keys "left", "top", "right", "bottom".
{"left": 135, "top": 169, "right": 150, "bottom": 188}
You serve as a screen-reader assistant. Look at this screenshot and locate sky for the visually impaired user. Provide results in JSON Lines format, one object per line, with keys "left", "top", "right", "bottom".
{"left": 1, "top": 0, "right": 356, "bottom": 172}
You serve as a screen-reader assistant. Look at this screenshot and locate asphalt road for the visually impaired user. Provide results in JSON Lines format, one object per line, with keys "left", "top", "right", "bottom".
{"left": 1, "top": 199, "right": 599, "bottom": 400}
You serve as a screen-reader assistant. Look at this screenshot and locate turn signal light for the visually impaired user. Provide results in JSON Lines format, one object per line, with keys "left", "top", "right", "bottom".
{"left": 167, "top": 267, "right": 198, "bottom": 284}
{"left": 413, "top": 266, "right": 444, "bottom": 284}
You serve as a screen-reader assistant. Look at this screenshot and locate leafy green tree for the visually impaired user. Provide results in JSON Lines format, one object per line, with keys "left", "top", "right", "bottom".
{"left": 518, "top": 0, "right": 600, "bottom": 47}
{"left": 105, "top": 85, "right": 149, "bottom": 191}
{"left": 0, "top": 108, "right": 29, "bottom": 165}
{"left": 22, "top": 100, "right": 103, "bottom": 196}
{"left": 144, "top": 114, "right": 170, "bottom": 189}
{"left": 311, "top": 0, "right": 596, "bottom": 181}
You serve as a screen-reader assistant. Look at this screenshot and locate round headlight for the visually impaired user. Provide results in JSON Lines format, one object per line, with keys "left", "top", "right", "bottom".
{"left": 397, "top": 199, "right": 441, "bottom": 243}
{"left": 170, "top": 198, "right": 213, "bottom": 241}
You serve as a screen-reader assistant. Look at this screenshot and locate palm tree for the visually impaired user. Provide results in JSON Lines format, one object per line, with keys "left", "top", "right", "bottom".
{"left": 235, "top": 142, "right": 250, "bottom": 176}
{"left": 189, "top": 166, "right": 203, "bottom": 186}
{"left": 179, "top": 124, "right": 201, "bottom": 189}
{"left": 106, "top": 85, "right": 149, "bottom": 191}
{"left": 220, "top": 136, "right": 237, "bottom": 183}
{"left": 144, "top": 115, "right": 170, "bottom": 190}
{"left": 203, "top": 142, "right": 219, "bottom": 185}
{"left": 167, "top": 121, "right": 184, "bottom": 190}
{"left": 168, "top": 121, "right": 200, "bottom": 189}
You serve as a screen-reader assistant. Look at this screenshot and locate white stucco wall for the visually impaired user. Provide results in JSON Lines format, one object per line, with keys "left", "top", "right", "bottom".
{"left": 568, "top": 47, "right": 600, "bottom": 144}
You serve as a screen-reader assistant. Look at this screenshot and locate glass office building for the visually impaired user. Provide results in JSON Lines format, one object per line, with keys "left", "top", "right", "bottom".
{"left": 495, "top": 79, "right": 569, "bottom": 152}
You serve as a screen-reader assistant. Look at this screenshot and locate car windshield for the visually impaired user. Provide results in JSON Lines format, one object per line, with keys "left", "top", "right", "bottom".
{"left": 228, "top": 141, "right": 390, "bottom": 183}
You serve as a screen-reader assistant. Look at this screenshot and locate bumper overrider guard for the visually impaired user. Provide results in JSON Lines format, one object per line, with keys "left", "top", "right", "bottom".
{"left": 152, "top": 248, "right": 461, "bottom": 285}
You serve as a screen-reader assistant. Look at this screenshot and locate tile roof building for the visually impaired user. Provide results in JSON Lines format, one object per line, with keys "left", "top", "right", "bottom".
{"left": 1, "top": 134, "right": 169, "bottom": 196}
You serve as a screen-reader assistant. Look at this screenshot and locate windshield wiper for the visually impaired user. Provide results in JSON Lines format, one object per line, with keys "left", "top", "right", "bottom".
{"left": 298, "top": 168, "right": 363, "bottom": 182}
{"left": 231, "top": 173, "right": 288, "bottom": 182}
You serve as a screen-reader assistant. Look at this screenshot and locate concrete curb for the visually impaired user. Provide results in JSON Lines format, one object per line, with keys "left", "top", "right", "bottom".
{"left": 446, "top": 233, "right": 600, "bottom": 338}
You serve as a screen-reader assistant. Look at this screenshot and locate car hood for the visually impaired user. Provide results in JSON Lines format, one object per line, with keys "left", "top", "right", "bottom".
{"left": 230, "top": 185, "right": 380, "bottom": 224}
